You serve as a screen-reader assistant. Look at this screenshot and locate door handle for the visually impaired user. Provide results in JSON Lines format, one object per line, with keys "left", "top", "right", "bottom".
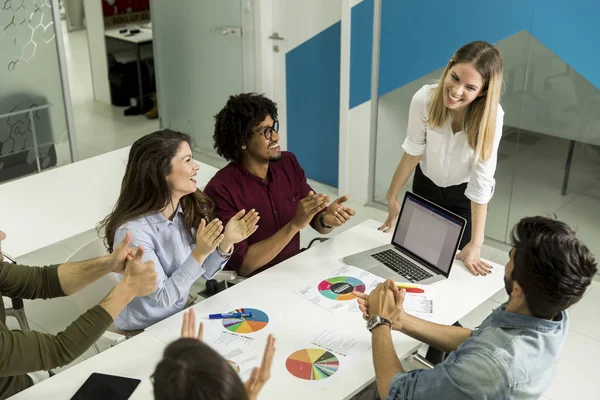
{"left": 268, "top": 32, "right": 285, "bottom": 40}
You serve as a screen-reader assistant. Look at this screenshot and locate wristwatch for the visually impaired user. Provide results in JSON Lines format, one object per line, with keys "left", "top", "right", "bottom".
{"left": 319, "top": 212, "right": 333, "bottom": 229}
{"left": 366, "top": 315, "right": 392, "bottom": 332}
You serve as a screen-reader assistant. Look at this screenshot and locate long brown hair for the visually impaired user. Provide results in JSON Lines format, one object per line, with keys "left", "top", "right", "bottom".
{"left": 153, "top": 338, "right": 248, "bottom": 400}
{"left": 99, "top": 130, "right": 214, "bottom": 252}
{"left": 428, "top": 41, "right": 503, "bottom": 163}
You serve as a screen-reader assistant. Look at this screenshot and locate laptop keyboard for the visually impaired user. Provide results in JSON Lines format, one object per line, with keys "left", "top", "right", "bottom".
{"left": 371, "top": 249, "right": 433, "bottom": 283}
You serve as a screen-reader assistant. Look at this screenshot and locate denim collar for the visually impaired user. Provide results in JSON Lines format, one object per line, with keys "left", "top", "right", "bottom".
{"left": 490, "top": 303, "right": 565, "bottom": 333}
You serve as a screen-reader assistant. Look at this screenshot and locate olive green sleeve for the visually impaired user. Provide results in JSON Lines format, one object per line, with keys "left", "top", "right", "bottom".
{"left": 0, "top": 305, "right": 113, "bottom": 377}
{"left": 0, "top": 262, "right": 65, "bottom": 300}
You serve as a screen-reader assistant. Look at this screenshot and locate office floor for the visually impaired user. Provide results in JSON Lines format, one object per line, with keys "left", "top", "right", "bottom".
{"left": 3, "top": 24, "right": 599, "bottom": 400}
{"left": 61, "top": 21, "right": 158, "bottom": 162}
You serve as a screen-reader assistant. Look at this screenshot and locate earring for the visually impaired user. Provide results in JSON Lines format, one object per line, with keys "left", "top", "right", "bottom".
{"left": 242, "top": 145, "right": 246, "bottom": 149}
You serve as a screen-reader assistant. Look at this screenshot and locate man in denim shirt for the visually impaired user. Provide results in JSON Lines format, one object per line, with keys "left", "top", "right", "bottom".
{"left": 355, "top": 216, "right": 597, "bottom": 399}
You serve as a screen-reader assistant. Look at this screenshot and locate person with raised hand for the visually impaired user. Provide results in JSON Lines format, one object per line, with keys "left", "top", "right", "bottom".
{"left": 153, "top": 308, "right": 275, "bottom": 400}
{"left": 356, "top": 217, "right": 596, "bottom": 400}
{"left": 0, "top": 228, "right": 157, "bottom": 400}
{"left": 99, "top": 130, "right": 260, "bottom": 333}
{"left": 205, "top": 93, "right": 356, "bottom": 277}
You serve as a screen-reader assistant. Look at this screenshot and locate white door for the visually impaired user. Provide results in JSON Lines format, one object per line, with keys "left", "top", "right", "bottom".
{"left": 152, "top": 0, "right": 255, "bottom": 156}
{"left": 267, "top": 1, "right": 342, "bottom": 186}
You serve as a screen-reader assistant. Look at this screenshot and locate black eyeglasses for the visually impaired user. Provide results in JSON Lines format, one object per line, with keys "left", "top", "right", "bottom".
{"left": 257, "top": 120, "right": 279, "bottom": 140}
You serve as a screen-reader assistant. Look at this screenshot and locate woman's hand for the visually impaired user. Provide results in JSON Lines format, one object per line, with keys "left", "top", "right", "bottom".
{"left": 245, "top": 335, "right": 276, "bottom": 400}
{"left": 180, "top": 309, "right": 204, "bottom": 340}
{"left": 456, "top": 243, "right": 493, "bottom": 276}
{"left": 193, "top": 218, "right": 224, "bottom": 261}
{"left": 378, "top": 199, "right": 401, "bottom": 233}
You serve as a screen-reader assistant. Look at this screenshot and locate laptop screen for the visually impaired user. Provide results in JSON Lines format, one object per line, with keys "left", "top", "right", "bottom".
{"left": 392, "top": 193, "right": 464, "bottom": 275}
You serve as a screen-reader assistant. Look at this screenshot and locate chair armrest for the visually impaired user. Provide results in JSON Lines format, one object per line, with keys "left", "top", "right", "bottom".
{"left": 411, "top": 354, "right": 435, "bottom": 370}
{"left": 97, "top": 330, "right": 126, "bottom": 346}
{"left": 213, "top": 270, "right": 241, "bottom": 282}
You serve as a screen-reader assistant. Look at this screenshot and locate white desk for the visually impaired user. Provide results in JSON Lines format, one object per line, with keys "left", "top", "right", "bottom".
{"left": 0, "top": 146, "right": 219, "bottom": 258}
{"left": 105, "top": 26, "right": 153, "bottom": 44}
{"left": 105, "top": 26, "right": 153, "bottom": 112}
{"left": 146, "top": 220, "right": 505, "bottom": 399}
{"left": 9, "top": 333, "right": 166, "bottom": 400}
{"left": 10, "top": 220, "right": 504, "bottom": 399}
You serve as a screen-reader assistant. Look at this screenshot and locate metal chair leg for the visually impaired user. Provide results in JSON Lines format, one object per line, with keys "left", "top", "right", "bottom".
{"left": 13, "top": 308, "right": 30, "bottom": 331}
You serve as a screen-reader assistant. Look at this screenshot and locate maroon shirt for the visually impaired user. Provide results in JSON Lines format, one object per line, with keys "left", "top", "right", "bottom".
{"left": 204, "top": 152, "right": 314, "bottom": 274}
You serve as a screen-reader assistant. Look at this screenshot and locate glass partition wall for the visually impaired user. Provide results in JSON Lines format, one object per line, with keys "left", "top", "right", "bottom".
{"left": 371, "top": 0, "right": 600, "bottom": 258}
{"left": 0, "top": 0, "right": 76, "bottom": 184}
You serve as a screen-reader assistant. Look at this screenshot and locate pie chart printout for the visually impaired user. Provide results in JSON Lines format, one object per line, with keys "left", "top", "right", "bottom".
{"left": 318, "top": 276, "right": 366, "bottom": 301}
{"left": 222, "top": 308, "right": 269, "bottom": 334}
{"left": 286, "top": 348, "right": 339, "bottom": 380}
{"left": 228, "top": 360, "right": 240, "bottom": 373}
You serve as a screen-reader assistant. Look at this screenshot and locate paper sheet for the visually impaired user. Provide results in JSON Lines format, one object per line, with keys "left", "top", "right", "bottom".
{"left": 295, "top": 265, "right": 385, "bottom": 313}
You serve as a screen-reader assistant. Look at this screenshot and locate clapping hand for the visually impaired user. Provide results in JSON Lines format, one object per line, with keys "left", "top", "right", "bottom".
{"left": 221, "top": 209, "right": 260, "bottom": 252}
{"left": 179, "top": 308, "right": 276, "bottom": 400}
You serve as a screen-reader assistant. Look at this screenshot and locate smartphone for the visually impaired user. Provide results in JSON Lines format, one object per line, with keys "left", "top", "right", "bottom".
{"left": 70, "top": 373, "right": 141, "bottom": 400}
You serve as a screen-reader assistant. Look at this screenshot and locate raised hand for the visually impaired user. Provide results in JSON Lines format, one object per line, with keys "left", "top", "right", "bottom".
{"left": 291, "top": 191, "right": 331, "bottom": 230}
{"left": 353, "top": 280, "right": 407, "bottom": 330}
{"left": 222, "top": 209, "right": 260, "bottom": 251}
{"left": 194, "top": 218, "right": 224, "bottom": 259}
{"left": 180, "top": 308, "right": 204, "bottom": 340}
{"left": 110, "top": 231, "right": 138, "bottom": 274}
{"left": 245, "top": 335, "right": 276, "bottom": 400}
{"left": 322, "top": 195, "right": 356, "bottom": 228}
{"left": 121, "top": 246, "right": 157, "bottom": 298}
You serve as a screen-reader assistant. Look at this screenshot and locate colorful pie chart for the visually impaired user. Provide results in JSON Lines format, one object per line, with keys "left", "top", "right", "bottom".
{"left": 286, "top": 348, "right": 339, "bottom": 380}
{"left": 222, "top": 308, "right": 269, "bottom": 334}
{"left": 318, "top": 276, "right": 366, "bottom": 300}
{"left": 228, "top": 360, "right": 240, "bottom": 373}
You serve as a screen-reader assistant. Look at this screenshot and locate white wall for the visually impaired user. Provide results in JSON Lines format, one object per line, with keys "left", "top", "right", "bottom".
{"left": 83, "top": 0, "right": 110, "bottom": 104}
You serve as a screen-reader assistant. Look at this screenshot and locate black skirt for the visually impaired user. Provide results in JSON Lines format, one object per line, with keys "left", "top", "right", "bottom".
{"left": 412, "top": 164, "right": 472, "bottom": 249}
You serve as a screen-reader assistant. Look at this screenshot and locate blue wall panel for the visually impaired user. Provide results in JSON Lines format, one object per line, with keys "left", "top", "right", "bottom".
{"left": 350, "top": 0, "right": 600, "bottom": 108}
{"left": 286, "top": 22, "right": 341, "bottom": 187}
{"left": 349, "top": 0, "right": 374, "bottom": 108}
{"left": 531, "top": 0, "right": 600, "bottom": 90}
{"left": 377, "top": 0, "right": 534, "bottom": 99}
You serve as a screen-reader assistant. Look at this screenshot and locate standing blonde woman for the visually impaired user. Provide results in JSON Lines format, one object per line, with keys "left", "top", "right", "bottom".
{"left": 379, "top": 41, "right": 503, "bottom": 277}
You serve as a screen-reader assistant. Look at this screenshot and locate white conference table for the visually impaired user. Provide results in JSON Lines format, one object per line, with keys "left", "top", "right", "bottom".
{"left": 12, "top": 220, "right": 505, "bottom": 399}
{"left": 0, "top": 146, "right": 218, "bottom": 258}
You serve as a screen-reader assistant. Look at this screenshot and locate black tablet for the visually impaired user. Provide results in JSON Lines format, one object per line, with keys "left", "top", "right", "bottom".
{"left": 70, "top": 373, "right": 141, "bottom": 400}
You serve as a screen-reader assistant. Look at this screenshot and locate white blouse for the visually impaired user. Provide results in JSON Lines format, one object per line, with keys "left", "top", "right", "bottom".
{"left": 402, "top": 84, "right": 504, "bottom": 204}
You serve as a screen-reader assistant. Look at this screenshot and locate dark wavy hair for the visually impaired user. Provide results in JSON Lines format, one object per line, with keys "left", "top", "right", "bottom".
{"left": 99, "top": 130, "right": 214, "bottom": 252}
{"left": 510, "top": 216, "right": 597, "bottom": 319}
{"left": 213, "top": 93, "right": 278, "bottom": 163}
{"left": 153, "top": 338, "right": 248, "bottom": 400}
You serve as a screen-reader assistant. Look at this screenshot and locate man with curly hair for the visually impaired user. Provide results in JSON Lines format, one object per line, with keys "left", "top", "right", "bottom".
{"left": 204, "top": 93, "right": 356, "bottom": 276}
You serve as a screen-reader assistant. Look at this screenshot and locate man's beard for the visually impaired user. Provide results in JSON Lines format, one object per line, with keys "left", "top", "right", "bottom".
{"left": 269, "top": 154, "right": 283, "bottom": 162}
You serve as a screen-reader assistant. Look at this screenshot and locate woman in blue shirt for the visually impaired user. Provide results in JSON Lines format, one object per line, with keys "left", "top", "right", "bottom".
{"left": 99, "top": 130, "right": 259, "bottom": 331}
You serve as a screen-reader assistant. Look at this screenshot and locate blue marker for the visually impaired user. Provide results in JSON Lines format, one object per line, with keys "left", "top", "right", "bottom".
{"left": 209, "top": 312, "right": 253, "bottom": 319}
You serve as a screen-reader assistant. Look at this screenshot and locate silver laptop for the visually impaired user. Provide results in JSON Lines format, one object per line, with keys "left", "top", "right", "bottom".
{"left": 343, "top": 191, "right": 466, "bottom": 284}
